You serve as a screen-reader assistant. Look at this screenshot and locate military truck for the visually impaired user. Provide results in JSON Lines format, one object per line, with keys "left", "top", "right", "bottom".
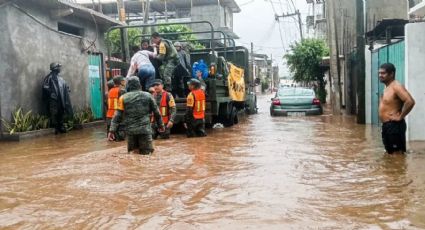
{"left": 105, "top": 21, "right": 257, "bottom": 127}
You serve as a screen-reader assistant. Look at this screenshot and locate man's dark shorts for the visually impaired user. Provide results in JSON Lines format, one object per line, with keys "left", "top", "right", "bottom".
{"left": 382, "top": 120, "right": 406, "bottom": 154}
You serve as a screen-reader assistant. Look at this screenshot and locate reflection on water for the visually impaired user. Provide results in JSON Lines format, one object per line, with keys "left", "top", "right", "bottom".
{"left": 0, "top": 95, "right": 424, "bottom": 229}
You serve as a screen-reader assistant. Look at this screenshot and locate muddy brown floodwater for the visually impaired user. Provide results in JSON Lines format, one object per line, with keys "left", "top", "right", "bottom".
{"left": 1, "top": 95, "right": 425, "bottom": 229}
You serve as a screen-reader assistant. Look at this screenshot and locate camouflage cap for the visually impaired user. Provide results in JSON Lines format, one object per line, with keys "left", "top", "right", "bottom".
{"left": 187, "top": 79, "right": 201, "bottom": 88}
{"left": 107, "top": 79, "right": 115, "bottom": 88}
{"left": 126, "top": 76, "right": 141, "bottom": 92}
{"left": 113, "top": 75, "right": 124, "bottom": 85}
{"left": 150, "top": 79, "right": 163, "bottom": 87}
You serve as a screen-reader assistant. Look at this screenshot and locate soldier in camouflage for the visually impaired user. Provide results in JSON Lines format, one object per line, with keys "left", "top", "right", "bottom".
{"left": 151, "top": 32, "right": 179, "bottom": 94}
{"left": 150, "top": 79, "right": 177, "bottom": 139}
{"left": 108, "top": 76, "right": 165, "bottom": 155}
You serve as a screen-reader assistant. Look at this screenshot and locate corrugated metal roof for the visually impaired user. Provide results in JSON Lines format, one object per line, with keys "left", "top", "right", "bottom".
{"left": 21, "top": 0, "right": 125, "bottom": 26}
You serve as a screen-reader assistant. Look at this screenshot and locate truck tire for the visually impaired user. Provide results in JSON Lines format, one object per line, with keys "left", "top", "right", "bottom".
{"left": 224, "top": 106, "right": 238, "bottom": 127}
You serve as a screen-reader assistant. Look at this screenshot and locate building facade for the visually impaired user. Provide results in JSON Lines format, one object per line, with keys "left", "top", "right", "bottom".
{"left": 0, "top": 0, "right": 123, "bottom": 132}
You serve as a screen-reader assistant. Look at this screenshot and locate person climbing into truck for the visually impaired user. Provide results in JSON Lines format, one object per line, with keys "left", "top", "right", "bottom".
{"left": 150, "top": 79, "right": 176, "bottom": 139}
{"left": 184, "top": 79, "right": 207, "bottom": 138}
{"left": 151, "top": 32, "right": 179, "bottom": 96}
{"left": 174, "top": 41, "right": 191, "bottom": 97}
{"left": 127, "top": 40, "right": 157, "bottom": 91}
{"left": 106, "top": 75, "right": 126, "bottom": 141}
{"left": 141, "top": 39, "right": 162, "bottom": 80}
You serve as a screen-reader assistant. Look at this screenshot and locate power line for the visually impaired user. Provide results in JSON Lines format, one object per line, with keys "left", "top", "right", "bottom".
{"left": 267, "top": 0, "right": 287, "bottom": 50}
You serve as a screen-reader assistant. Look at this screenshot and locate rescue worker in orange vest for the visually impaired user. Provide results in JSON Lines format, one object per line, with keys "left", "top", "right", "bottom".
{"left": 106, "top": 75, "right": 126, "bottom": 141}
{"left": 151, "top": 79, "right": 176, "bottom": 139}
{"left": 184, "top": 79, "right": 207, "bottom": 138}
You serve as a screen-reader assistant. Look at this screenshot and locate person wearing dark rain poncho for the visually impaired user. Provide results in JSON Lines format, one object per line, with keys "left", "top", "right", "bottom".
{"left": 108, "top": 76, "right": 165, "bottom": 155}
{"left": 42, "top": 63, "right": 73, "bottom": 134}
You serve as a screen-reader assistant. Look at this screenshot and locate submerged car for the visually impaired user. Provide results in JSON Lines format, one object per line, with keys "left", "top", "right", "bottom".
{"left": 270, "top": 87, "right": 323, "bottom": 116}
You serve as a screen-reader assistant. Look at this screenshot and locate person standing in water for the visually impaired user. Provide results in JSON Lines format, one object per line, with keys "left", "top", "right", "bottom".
{"left": 379, "top": 63, "right": 415, "bottom": 154}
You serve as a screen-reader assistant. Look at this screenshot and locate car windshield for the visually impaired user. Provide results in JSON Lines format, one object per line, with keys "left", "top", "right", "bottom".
{"left": 277, "top": 88, "right": 314, "bottom": 97}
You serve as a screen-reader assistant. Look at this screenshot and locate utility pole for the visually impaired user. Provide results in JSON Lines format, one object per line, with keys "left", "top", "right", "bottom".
{"left": 270, "top": 54, "right": 273, "bottom": 90}
{"left": 356, "top": 0, "right": 366, "bottom": 124}
{"left": 116, "top": 0, "right": 130, "bottom": 62}
{"left": 143, "top": 0, "right": 150, "bottom": 34}
{"left": 164, "top": 0, "right": 168, "bottom": 22}
{"left": 251, "top": 42, "right": 255, "bottom": 86}
{"left": 116, "top": 0, "right": 126, "bottom": 23}
{"left": 328, "top": 0, "right": 341, "bottom": 115}
{"left": 275, "top": 10, "right": 303, "bottom": 40}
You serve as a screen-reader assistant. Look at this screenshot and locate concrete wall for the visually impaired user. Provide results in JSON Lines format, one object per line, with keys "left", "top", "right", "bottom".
{"left": 0, "top": 2, "right": 108, "bottom": 123}
{"left": 190, "top": 4, "right": 233, "bottom": 40}
{"left": 366, "top": 0, "right": 408, "bottom": 32}
{"left": 405, "top": 22, "right": 425, "bottom": 141}
{"left": 365, "top": 48, "right": 372, "bottom": 124}
{"left": 191, "top": 4, "right": 220, "bottom": 36}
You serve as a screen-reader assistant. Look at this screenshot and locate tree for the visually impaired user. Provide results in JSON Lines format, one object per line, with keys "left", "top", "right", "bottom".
{"left": 284, "top": 39, "right": 329, "bottom": 103}
{"left": 107, "top": 28, "right": 142, "bottom": 58}
{"left": 158, "top": 25, "right": 204, "bottom": 49}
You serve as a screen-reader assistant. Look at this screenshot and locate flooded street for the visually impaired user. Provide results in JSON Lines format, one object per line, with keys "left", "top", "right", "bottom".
{"left": 1, "top": 95, "right": 425, "bottom": 229}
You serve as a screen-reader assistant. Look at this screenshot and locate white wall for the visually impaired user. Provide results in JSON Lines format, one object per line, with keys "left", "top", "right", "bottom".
{"left": 405, "top": 22, "right": 425, "bottom": 141}
{"left": 365, "top": 48, "right": 372, "bottom": 124}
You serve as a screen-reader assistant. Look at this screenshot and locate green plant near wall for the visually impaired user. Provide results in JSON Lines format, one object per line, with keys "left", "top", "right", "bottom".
{"left": 65, "top": 107, "right": 95, "bottom": 131}
{"left": 1, "top": 108, "right": 50, "bottom": 134}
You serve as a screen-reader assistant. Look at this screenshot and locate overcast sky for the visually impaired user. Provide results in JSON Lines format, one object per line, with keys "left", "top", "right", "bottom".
{"left": 234, "top": 0, "right": 309, "bottom": 77}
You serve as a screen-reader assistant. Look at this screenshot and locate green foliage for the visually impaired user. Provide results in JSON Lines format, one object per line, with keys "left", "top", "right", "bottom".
{"left": 285, "top": 39, "right": 329, "bottom": 102}
{"left": 106, "top": 28, "right": 142, "bottom": 57}
{"left": 1, "top": 108, "right": 49, "bottom": 134}
{"left": 158, "top": 25, "right": 205, "bottom": 49}
{"left": 65, "top": 107, "right": 94, "bottom": 131}
{"left": 31, "top": 114, "right": 50, "bottom": 130}
{"left": 105, "top": 25, "right": 206, "bottom": 58}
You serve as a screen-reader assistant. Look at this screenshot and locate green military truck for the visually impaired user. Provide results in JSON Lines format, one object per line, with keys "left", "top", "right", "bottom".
{"left": 106, "top": 21, "right": 257, "bottom": 127}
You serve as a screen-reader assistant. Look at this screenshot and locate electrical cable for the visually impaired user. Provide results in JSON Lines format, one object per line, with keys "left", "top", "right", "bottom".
{"left": 267, "top": 0, "right": 286, "bottom": 50}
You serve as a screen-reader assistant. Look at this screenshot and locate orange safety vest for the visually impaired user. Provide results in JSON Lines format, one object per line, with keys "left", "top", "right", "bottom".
{"left": 192, "top": 89, "right": 206, "bottom": 119}
{"left": 159, "top": 91, "right": 170, "bottom": 124}
{"left": 106, "top": 87, "right": 120, "bottom": 118}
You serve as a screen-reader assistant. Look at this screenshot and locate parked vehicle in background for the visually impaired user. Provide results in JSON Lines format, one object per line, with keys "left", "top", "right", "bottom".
{"left": 270, "top": 87, "right": 323, "bottom": 116}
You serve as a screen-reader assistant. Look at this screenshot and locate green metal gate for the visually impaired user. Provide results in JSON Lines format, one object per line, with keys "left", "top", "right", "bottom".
{"left": 88, "top": 54, "right": 103, "bottom": 119}
{"left": 371, "top": 40, "right": 405, "bottom": 125}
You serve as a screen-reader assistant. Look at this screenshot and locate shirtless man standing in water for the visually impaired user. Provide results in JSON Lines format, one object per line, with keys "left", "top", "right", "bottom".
{"left": 379, "top": 63, "right": 415, "bottom": 154}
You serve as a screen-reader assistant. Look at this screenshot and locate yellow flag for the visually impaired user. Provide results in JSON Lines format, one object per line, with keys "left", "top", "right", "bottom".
{"left": 228, "top": 64, "right": 245, "bottom": 102}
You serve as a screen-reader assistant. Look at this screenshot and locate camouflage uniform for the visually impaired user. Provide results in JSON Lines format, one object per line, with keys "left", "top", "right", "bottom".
{"left": 151, "top": 91, "right": 176, "bottom": 139}
{"left": 110, "top": 77, "right": 164, "bottom": 154}
{"left": 157, "top": 39, "right": 179, "bottom": 92}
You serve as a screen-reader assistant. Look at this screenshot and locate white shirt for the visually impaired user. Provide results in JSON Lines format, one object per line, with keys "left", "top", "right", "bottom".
{"left": 126, "top": 49, "right": 157, "bottom": 78}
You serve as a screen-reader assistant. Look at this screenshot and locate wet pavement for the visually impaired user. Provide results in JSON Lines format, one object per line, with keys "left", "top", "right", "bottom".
{"left": 1, "top": 95, "right": 425, "bottom": 229}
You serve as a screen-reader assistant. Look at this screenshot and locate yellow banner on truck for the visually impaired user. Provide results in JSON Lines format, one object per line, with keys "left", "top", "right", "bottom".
{"left": 228, "top": 64, "right": 246, "bottom": 102}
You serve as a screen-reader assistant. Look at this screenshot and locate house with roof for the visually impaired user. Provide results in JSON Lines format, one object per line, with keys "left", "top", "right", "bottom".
{"left": 78, "top": 0, "right": 241, "bottom": 41}
{"left": 0, "top": 0, "right": 123, "bottom": 133}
